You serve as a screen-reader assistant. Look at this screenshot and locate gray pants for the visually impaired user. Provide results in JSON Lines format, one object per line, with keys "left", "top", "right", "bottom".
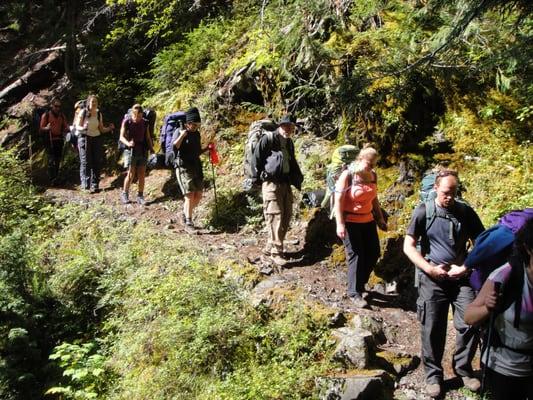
{"left": 417, "top": 272, "right": 479, "bottom": 384}
{"left": 78, "top": 135, "right": 103, "bottom": 190}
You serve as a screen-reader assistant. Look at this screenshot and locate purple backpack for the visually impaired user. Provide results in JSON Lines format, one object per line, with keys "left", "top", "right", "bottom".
{"left": 499, "top": 208, "right": 533, "bottom": 233}
{"left": 159, "top": 111, "right": 186, "bottom": 167}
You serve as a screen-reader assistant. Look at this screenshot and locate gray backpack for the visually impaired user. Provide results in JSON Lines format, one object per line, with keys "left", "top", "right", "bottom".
{"left": 242, "top": 119, "right": 277, "bottom": 190}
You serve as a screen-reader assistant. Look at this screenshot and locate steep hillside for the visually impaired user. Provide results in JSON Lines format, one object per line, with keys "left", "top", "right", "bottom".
{"left": 0, "top": 1, "right": 531, "bottom": 399}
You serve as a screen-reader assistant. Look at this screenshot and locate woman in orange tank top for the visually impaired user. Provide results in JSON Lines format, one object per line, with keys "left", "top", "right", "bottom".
{"left": 334, "top": 146, "right": 387, "bottom": 308}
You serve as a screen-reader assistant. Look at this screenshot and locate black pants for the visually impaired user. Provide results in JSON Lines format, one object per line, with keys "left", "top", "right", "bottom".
{"left": 485, "top": 366, "right": 533, "bottom": 400}
{"left": 78, "top": 135, "right": 103, "bottom": 190}
{"left": 417, "top": 272, "right": 479, "bottom": 383}
{"left": 46, "top": 139, "right": 63, "bottom": 181}
{"left": 342, "top": 221, "right": 380, "bottom": 297}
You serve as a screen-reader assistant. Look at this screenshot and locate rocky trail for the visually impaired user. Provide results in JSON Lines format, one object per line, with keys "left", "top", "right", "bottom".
{"left": 41, "top": 167, "right": 482, "bottom": 400}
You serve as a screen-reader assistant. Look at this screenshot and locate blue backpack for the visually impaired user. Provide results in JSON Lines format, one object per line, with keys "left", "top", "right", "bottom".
{"left": 466, "top": 208, "right": 533, "bottom": 292}
{"left": 159, "top": 112, "right": 186, "bottom": 167}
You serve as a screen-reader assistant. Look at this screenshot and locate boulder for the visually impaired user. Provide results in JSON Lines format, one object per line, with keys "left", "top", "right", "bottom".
{"left": 316, "top": 370, "right": 394, "bottom": 400}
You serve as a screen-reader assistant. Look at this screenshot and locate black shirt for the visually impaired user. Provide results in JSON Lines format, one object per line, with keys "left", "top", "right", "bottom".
{"left": 177, "top": 130, "right": 201, "bottom": 164}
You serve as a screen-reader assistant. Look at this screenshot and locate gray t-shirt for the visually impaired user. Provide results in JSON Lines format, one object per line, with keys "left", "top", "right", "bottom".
{"left": 406, "top": 201, "right": 484, "bottom": 266}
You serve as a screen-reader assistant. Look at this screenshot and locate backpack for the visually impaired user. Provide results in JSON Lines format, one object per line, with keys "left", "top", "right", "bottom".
{"left": 118, "top": 108, "right": 157, "bottom": 154}
{"left": 321, "top": 145, "right": 359, "bottom": 214}
{"left": 466, "top": 208, "right": 533, "bottom": 292}
{"left": 243, "top": 119, "right": 278, "bottom": 190}
{"left": 159, "top": 111, "right": 187, "bottom": 167}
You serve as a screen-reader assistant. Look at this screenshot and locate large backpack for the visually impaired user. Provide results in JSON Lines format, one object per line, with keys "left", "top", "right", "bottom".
{"left": 242, "top": 119, "right": 278, "bottom": 190}
{"left": 466, "top": 208, "right": 533, "bottom": 292}
{"left": 118, "top": 108, "right": 157, "bottom": 154}
{"left": 321, "top": 145, "right": 358, "bottom": 214}
{"left": 159, "top": 111, "right": 186, "bottom": 167}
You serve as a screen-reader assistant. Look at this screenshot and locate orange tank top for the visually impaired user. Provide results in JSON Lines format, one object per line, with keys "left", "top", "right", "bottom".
{"left": 342, "top": 178, "right": 377, "bottom": 223}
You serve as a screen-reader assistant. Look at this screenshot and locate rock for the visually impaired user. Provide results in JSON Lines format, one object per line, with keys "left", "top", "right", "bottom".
{"left": 375, "top": 350, "right": 419, "bottom": 377}
{"left": 259, "top": 265, "right": 274, "bottom": 275}
{"left": 316, "top": 370, "right": 394, "bottom": 400}
{"left": 240, "top": 238, "right": 258, "bottom": 246}
{"left": 329, "top": 311, "right": 347, "bottom": 328}
{"left": 348, "top": 315, "right": 386, "bottom": 345}
{"left": 331, "top": 327, "right": 373, "bottom": 369}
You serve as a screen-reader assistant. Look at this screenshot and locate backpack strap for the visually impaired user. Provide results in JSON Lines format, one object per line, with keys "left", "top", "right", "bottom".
{"left": 425, "top": 200, "right": 437, "bottom": 232}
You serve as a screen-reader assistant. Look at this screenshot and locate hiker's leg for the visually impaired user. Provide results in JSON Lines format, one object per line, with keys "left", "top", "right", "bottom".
{"left": 137, "top": 165, "right": 146, "bottom": 194}
{"left": 451, "top": 283, "right": 479, "bottom": 378}
{"left": 78, "top": 136, "right": 89, "bottom": 189}
{"left": 417, "top": 273, "right": 449, "bottom": 384}
{"left": 358, "top": 221, "right": 380, "bottom": 292}
{"left": 262, "top": 182, "right": 283, "bottom": 254}
{"left": 343, "top": 222, "right": 365, "bottom": 296}
{"left": 91, "top": 136, "right": 103, "bottom": 189}
{"left": 50, "top": 139, "right": 63, "bottom": 181}
{"left": 278, "top": 183, "right": 293, "bottom": 245}
{"left": 124, "top": 165, "right": 135, "bottom": 194}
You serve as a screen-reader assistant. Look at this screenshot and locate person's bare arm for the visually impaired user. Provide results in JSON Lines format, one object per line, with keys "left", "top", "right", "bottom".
{"left": 465, "top": 279, "right": 499, "bottom": 326}
{"left": 334, "top": 171, "right": 350, "bottom": 240}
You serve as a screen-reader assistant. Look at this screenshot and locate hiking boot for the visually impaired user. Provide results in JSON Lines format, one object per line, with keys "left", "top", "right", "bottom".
{"left": 120, "top": 191, "right": 129, "bottom": 204}
{"left": 461, "top": 376, "right": 480, "bottom": 392}
{"left": 425, "top": 382, "right": 441, "bottom": 398}
{"left": 90, "top": 187, "right": 97, "bottom": 194}
{"left": 136, "top": 195, "right": 146, "bottom": 205}
{"left": 185, "top": 218, "right": 194, "bottom": 228}
{"left": 348, "top": 294, "right": 368, "bottom": 309}
{"left": 262, "top": 245, "right": 273, "bottom": 256}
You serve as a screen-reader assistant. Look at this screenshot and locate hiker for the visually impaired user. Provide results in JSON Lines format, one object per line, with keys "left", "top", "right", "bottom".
{"left": 39, "top": 97, "right": 69, "bottom": 184}
{"left": 250, "top": 113, "right": 303, "bottom": 266}
{"left": 173, "top": 107, "right": 207, "bottom": 228}
{"left": 119, "top": 104, "right": 154, "bottom": 205}
{"left": 75, "top": 95, "right": 115, "bottom": 193}
{"left": 464, "top": 218, "right": 533, "bottom": 400}
{"left": 334, "top": 145, "right": 387, "bottom": 308}
{"left": 403, "top": 169, "right": 485, "bottom": 398}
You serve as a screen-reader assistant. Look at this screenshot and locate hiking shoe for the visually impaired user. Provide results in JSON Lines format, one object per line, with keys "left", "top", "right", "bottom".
{"left": 185, "top": 218, "right": 194, "bottom": 228}
{"left": 461, "top": 376, "right": 480, "bottom": 392}
{"left": 348, "top": 294, "right": 368, "bottom": 309}
{"left": 426, "top": 383, "right": 441, "bottom": 398}
{"left": 120, "top": 191, "right": 129, "bottom": 204}
{"left": 262, "top": 245, "right": 273, "bottom": 256}
{"left": 136, "top": 195, "right": 146, "bottom": 205}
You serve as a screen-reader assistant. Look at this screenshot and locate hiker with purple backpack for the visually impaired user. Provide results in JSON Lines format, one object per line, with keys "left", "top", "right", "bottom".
{"left": 465, "top": 218, "right": 533, "bottom": 400}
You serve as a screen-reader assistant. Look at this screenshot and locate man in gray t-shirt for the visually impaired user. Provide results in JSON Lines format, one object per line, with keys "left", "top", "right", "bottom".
{"left": 403, "top": 170, "right": 484, "bottom": 398}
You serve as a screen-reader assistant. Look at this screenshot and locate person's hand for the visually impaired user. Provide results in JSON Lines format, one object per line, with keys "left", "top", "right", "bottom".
{"left": 129, "top": 140, "right": 135, "bottom": 148}
{"left": 179, "top": 129, "right": 188, "bottom": 138}
{"left": 336, "top": 223, "right": 346, "bottom": 240}
{"left": 45, "top": 123, "right": 51, "bottom": 130}
{"left": 447, "top": 264, "right": 467, "bottom": 280}
{"left": 428, "top": 264, "right": 450, "bottom": 281}
{"left": 109, "top": 123, "right": 115, "bottom": 130}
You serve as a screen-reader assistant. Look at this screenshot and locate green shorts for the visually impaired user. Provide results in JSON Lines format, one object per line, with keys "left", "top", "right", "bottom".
{"left": 176, "top": 160, "right": 203, "bottom": 194}
{"left": 124, "top": 149, "right": 147, "bottom": 168}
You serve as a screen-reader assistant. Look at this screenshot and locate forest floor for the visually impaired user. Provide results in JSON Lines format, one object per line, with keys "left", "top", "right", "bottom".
{"left": 41, "top": 167, "right": 481, "bottom": 400}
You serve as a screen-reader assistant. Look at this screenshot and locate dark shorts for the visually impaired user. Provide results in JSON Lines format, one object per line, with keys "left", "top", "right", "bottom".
{"left": 124, "top": 149, "right": 147, "bottom": 168}
{"left": 175, "top": 160, "right": 203, "bottom": 194}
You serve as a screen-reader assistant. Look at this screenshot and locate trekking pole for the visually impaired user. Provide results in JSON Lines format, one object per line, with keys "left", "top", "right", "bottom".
{"left": 481, "top": 281, "right": 502, "bottom": 393}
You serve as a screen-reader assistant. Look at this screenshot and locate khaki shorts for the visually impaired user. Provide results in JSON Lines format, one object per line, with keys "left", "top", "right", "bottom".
{"left": 176, "top": 160, "right": 203, "bottom": 194}
{"left": 124, "top": 149, "right": 147, "bottom": 168}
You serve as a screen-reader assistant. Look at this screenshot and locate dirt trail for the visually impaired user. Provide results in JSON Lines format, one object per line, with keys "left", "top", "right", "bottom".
{"left": 43, "top": 168, "right": 480, "bottom": 400}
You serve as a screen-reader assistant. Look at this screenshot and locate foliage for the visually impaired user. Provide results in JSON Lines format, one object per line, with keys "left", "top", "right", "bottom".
{"left": 46, "top": 342, "right": 109, "bottom": 400}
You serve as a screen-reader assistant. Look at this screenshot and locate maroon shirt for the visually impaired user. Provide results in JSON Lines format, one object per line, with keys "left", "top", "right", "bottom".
{"left": 123, "top": 118, "right": 147, "bottom": 154}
